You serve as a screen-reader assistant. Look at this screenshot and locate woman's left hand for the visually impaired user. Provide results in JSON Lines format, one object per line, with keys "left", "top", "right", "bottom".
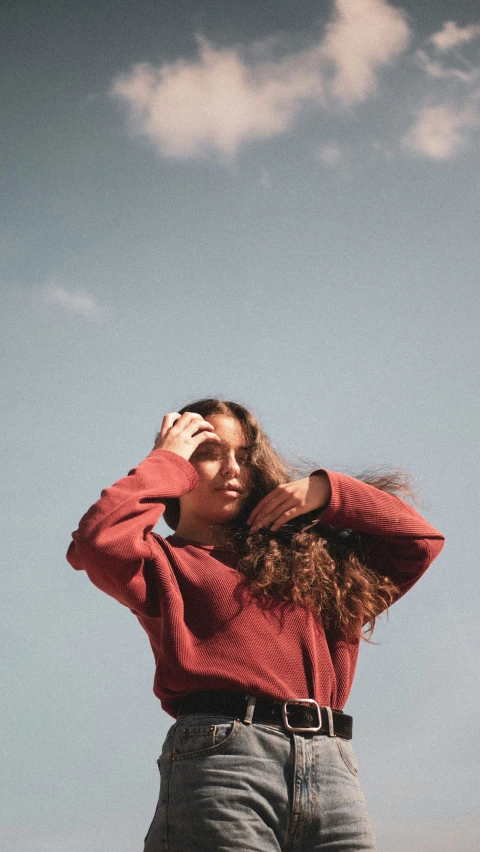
{"left": 248, "top": 473, "right": 332, "bottom": 533}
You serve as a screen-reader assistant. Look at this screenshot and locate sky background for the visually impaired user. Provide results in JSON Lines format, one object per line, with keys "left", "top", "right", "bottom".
{"left": 1, "top": 1, "right": 479, "bottom": 850}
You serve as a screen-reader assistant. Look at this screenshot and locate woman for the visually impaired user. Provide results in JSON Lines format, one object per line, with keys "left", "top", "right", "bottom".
{"left": 67, "top": 398, "right": 444, "bottom": 852}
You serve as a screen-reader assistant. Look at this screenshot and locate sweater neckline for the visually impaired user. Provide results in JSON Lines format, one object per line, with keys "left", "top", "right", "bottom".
{"left": 167, "top": 534, "right": 237, "bottom": 552}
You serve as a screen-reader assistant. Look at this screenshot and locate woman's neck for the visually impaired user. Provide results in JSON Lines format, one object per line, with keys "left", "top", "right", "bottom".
{"left": 174, "top": 518, "right": 232, "bottom": 546}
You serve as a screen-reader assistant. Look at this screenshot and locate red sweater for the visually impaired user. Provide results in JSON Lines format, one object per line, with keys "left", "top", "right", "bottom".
{"left": 67, "top": 450, "right": 444, "bottom": 717}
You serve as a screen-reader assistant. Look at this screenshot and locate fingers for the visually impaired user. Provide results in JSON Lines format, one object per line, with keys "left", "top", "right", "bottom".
{"left": 248, "top": 485, "right": 293, "bottom": 526}
{"left": 248, "top": 475, "right": 331, "bottom": 534}
{"left": 191, "top": 428, "right": 222, "bottom": 448}
{"left": 248, "top": 479, "right": 315, "bottom": 533}
{"left": 154, "top": 410, "right": 222, "bottom": 457}
{"left": 270, "top": 506, "right": 301, "bottom": 532}
{"left": 169, "top": 412, "right": 204, "bottom": 434}
{"left": 249, "top": 498, "right": 298, "bottom": 533}
{"left": 161, "top": 411, "right": 216, "bottom": 439}
{"left": 160, "top": 412, "right": 181, "bottom": 436}
{"left": 248, "top": 497, "right": 284, "bottom": 528}
{"left": 174, "top": 416, "right": 215, "bottom": 439}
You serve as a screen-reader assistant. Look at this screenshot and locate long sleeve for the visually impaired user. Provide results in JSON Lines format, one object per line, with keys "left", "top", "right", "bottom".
{"left": 66, "top": 462, "right": 445, "bottom": 712}
{"left": 66, "top": 449, "right": 198, "bottom": 613}
{"left": 319, "top": 470, "right": 445, "bottom": 601}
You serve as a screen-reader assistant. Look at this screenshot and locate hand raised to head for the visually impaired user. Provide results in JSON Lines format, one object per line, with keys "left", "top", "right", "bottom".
{"left": 153, "top": 411, "right": 221, "bottom": 461}
{"left": 248, "top": 472, "right": 332, "bottom": 533}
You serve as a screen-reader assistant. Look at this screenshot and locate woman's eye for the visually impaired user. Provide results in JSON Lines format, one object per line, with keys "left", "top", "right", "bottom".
{"left": 192, "top": 447, "right": 251, "bottom": 464}
{"left": 193, "top": 448, "right": 221, "bottom": 460}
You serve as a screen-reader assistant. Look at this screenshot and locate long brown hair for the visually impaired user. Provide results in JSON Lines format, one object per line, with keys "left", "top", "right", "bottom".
{"left": 162, "top": 399, "right": 412, "bottom": 641}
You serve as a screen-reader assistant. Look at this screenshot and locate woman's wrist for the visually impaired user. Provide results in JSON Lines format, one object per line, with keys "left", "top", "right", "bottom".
{"left": 309, "top": 470, "right": 332, "bottom": 512}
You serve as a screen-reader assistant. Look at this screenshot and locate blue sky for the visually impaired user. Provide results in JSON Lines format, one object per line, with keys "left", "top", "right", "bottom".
{"left": 1, "top": 1, "right": 479, "bottom": 850}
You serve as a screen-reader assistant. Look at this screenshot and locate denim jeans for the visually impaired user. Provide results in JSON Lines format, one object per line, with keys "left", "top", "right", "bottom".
{"left": 143, "top": 715, "right": 376, "bottom": 852}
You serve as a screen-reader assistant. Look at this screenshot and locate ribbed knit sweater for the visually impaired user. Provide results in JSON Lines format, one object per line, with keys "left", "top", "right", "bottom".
{"left": 67, "top": 449, "right": 444, "bottom": 717}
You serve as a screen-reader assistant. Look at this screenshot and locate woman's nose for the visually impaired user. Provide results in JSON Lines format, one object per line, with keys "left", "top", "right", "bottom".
{"left": 222, "top": 452, "right": 240, "bottom": 477}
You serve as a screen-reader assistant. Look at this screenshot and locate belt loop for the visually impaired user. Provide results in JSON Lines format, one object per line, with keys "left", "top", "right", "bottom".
{"left": 243, "top": 695, "right": 256, "bottom": 725}
{"left": 325, "top": 706, "right": 336, "bottom": 737}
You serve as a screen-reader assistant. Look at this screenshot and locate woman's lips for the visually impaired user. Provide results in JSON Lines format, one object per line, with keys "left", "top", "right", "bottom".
{"left": 215, "top": 485, "right": 243, "bottom": 497}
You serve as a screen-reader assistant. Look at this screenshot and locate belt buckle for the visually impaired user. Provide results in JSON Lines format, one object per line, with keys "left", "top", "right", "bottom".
{"left": 282, "top": 699, "right": 323, "bottom": 733}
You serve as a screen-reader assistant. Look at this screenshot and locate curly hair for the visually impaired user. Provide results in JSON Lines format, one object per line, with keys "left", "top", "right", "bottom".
{"left": 162, "top": 399, "right": 413, "bottom": 641}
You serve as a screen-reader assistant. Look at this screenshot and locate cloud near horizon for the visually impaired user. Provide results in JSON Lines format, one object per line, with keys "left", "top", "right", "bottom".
{"left": 43, "top": 285, "right": 106, "bottom": 320}
{"left": 111, "top": 0, "right": 410, "bottom": 159}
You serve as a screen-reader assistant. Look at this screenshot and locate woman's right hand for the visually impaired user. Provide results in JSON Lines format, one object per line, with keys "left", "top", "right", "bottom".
{"left": 153, "top": 412, "right": 221, "bottom": 461}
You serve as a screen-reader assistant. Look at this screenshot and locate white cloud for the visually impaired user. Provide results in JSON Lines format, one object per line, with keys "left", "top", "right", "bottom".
{"left": 416, "top": 50, "right": 478, "bottom": 83}
{"left": 402, "top": 104, "right": 478, "bottom": 160}
{"left": 321, "top": 0, "right": 410, "bottom": 104}
{"left": 429, "top": 21, "right": 480, "bottom": 52}
{"left": 110, "top": 0, "right": 411, "bottom": 160}
{"left": 43, "top": 284, "right": 106, "bottom": 320}
{"left": 112, "top": 38, "right": 324, "bottom": 159}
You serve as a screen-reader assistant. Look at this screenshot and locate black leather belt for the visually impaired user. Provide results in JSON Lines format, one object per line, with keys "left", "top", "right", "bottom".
{"left": 176, "top": 691, "right": 352, "bottom": 739}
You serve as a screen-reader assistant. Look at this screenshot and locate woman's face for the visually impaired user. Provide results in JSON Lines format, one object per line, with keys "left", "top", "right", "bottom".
{"left": 178, "top": 414, "right": 252, "bottom": 528}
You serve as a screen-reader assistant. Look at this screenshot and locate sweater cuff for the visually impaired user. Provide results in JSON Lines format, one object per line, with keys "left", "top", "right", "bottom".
{"left": 140, "top": 448, "right": 199, "bottom": 493}
{"left": 310, "top": 469, "right": 340, "bottom": 524}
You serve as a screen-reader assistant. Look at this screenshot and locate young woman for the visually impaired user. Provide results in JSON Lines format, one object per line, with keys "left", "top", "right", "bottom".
{"left": 67, "top": 398, "right": 444, "bottom": 852}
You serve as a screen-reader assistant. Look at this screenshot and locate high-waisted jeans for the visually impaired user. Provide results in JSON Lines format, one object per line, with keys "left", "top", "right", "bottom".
{"left": 143, "top": 715, "right": 377, "bottom": 852}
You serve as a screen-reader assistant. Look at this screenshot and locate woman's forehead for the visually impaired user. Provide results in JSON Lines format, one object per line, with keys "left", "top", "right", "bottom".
{"left": 204, "top": 414, "right": 249, "bottom": 447}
